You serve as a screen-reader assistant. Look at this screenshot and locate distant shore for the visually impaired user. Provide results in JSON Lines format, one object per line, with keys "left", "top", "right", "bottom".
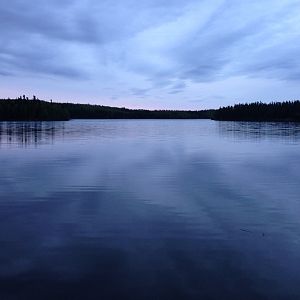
{"left": 212, "top": 101, "right": 300, "bottom": 122}
{"left": 0, "top": 98, "right": 213, "bottom": 121}
{"left": 1, "top": 98, "right": 300, "bottom": 122}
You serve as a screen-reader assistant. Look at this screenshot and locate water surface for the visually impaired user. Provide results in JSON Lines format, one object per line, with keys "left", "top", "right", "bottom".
{"left": 0, "top": 120, "right": 300, "bottom": 299}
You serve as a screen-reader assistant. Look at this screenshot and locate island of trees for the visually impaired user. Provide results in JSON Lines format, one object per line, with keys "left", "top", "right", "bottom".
{"left": 0, "top": 96, "right": 300, "bottom": 122}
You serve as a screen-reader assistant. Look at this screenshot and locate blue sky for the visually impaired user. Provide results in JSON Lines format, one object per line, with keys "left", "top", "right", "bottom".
{"left": 1, "top": 0, "right": 300, "bottom": 109}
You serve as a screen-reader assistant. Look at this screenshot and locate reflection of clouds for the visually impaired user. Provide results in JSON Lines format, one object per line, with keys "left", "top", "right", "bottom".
{"left": 1, "top": 120, "right": 300, "bottom": 298}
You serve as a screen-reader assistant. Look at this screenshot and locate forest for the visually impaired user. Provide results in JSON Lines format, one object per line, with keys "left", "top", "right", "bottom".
{"left": 0, "top": 99, "right": 70, "bottom": 121}
{"left": 213, "top": 101, "right": 300, "bottom": 122}
{"left": 1, "top": 97, "right": 300, "bottom": 122}
{"left": 0, "top": 98, "right": 213, "bottom": 120}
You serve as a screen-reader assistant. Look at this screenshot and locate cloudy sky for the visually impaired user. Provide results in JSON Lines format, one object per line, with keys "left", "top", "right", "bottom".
{"left": 0, "top": 0, "right": 300, "bottom": 109}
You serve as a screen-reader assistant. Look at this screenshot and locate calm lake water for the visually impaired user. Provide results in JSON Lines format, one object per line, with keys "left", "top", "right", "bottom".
{"left": 0, "top": 120, "right": 300, "bottom": 299}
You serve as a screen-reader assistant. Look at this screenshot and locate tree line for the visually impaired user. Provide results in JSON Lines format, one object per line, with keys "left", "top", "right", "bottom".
{"left": 0, "top": 98, "right": 213, "bottom": 121}
{"left": 0, "top": 99, "right": 69, "bottom": 121}
{"left": 1, "top": 97, "right": 300, "bottom": 122}
{"left": 213, "top": 101, "right": 300, "bottom": 122}
{"left": 60, "top": 102, "right": 214, "bottom": 119}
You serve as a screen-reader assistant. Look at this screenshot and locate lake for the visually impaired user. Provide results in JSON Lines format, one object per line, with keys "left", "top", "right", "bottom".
{"left": 0, "top": 120, "right": 300, "bottom": 299}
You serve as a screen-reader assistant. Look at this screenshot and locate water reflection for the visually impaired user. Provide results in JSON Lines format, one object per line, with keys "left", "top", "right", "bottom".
{"left": 0, "top": 122, "right": 66, "bottom": 146}
{"left": 1, "top": 120, "right": 300, "bottom": 147}
{"left": 218, "top": 121, "right": 300, "bottom": 141}
{"left": 0, "top": 120, "right": 300, "bottom": 299}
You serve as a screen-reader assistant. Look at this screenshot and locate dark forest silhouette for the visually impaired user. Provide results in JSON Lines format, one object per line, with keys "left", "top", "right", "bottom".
{"left": 0, "top": 97, "right": 213, "bottom": 121}
{"left": 213, "top": 101, "right": 300, "bottom": 122}
{"left": 0, "top": 98, "right": 69, "bottom": 121}
{"left": 1, "top": 97, "right": 300, "bottom": 122}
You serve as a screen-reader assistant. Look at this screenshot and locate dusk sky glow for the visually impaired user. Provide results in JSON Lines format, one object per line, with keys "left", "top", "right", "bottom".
{"left": 1, "top": 0, "right": 300, "bottom": 109}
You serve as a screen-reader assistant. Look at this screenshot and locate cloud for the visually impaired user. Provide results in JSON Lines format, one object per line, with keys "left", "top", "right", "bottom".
{"left": 130, "top": 88, "right": 151, "bottom": 98}
{"left": 167, "top": 81, "right": 187, "bottom": 94}
{"left": 1, "top": 0, "right": 300, "bottom": 108}
{"left": 122, "top": 0, "right": 300, "bottom": 84}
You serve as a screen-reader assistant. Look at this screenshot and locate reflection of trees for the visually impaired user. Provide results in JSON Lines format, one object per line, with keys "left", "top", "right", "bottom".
{"left": 218, "top": 121, "right": 300, "bottom": 141}
{"left": 0, "top": 122, "right": 66, "bottom": 146}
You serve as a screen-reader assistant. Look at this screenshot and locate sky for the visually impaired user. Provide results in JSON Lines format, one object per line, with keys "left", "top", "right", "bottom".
{"left": 0, "top": 0, "right": 300, "bottom": 110}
